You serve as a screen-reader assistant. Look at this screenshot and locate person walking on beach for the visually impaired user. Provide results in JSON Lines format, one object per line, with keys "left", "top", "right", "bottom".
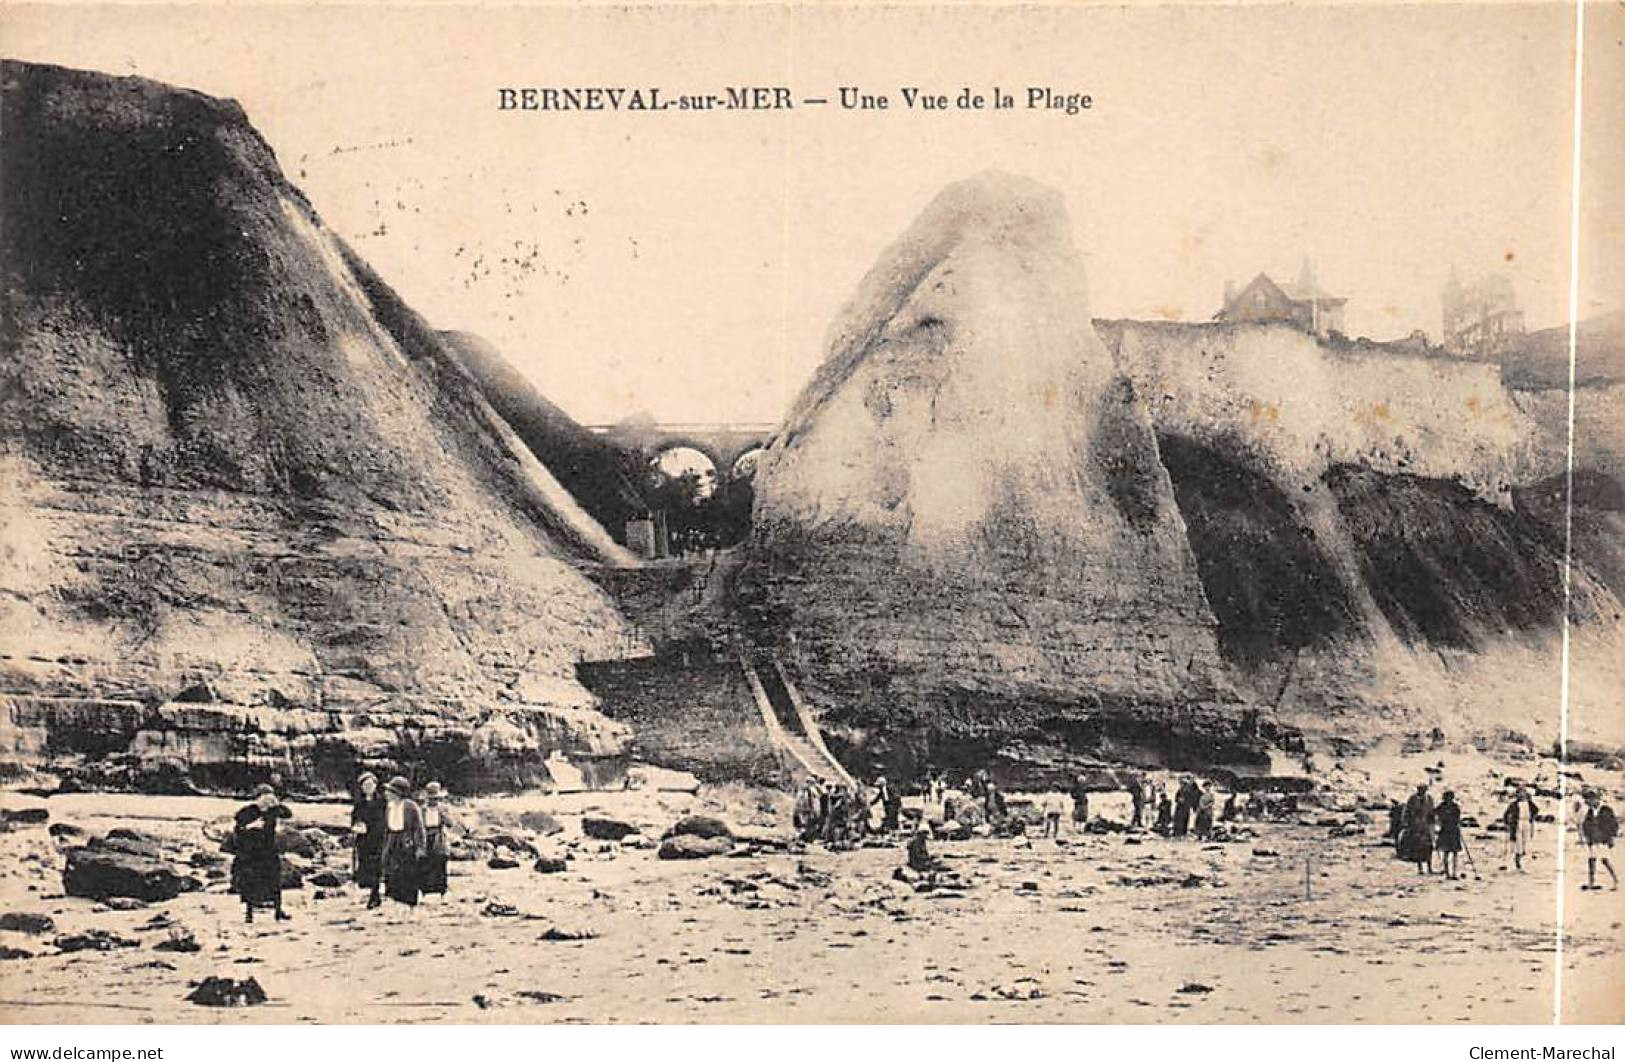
{"left": 984, "top": 780, "right": 1007, "bottom": 825}
{"left": 1040, "top": 789, "right": 1065, "bottom": 838}
{"left": 1194, "top": 783, "right": 1217, "bottom": 840}
{"left": 1386, "top": 799, "right": 1405, "bottom": 851}
{"left": 1400, "top": 783, "right": 1436, "bottom": 873}
{"left": 1435, "top": 790, "right": 1464, "bottom": 880}
{"left": 232, "top": 783, "right": 292, "bottom": 924}
{"left": 872, "top": 775, "right": 902, "bottom": 833}
{"left": 419, "top": 781, "right": 456, "bottom": 901}
{"left": 380, "top": 776, "right": 427, "bottom": 914}
{"left": 1503, "top": 783, "right": 1539, "bottom": 873}
{"left": 1070, "top": 775, "right": 1091, "bottom": 831}
{"left": 351, "top": 771, "right": 387, "bottom": 910}
{"left": 1128, "top": 778, "right": 1145, "bottom": 828}
{"left": 1580, "top": 788, "right": 1619, "bottom": 891}
{"left": 1172, "top": 777, "right": 1197, "bottom": 838}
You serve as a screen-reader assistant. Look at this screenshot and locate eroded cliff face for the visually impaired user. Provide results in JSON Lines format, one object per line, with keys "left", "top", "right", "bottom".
{"left": 0, "top": 61, "right": 644, "bottom": 793}
{"left": 747, "top": 174, "right": 1623, "bottom": 765}
{"left": 746, "top": 173, "right": 1240, "bottom": 767}
{"left": 1095, "top": 319, "right": 1624, "bottom": 750}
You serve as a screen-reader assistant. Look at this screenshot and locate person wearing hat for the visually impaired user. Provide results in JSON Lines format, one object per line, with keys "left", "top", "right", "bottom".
{"left": 1435, "top": 790, "right": 1464, "bottom": 880}
{"left": 1503, "top": 782, "right": 1539, "bottom": 873}
{"left": 419, "top": 781, "right": 459, "bottom": 900}
{"left": 232, "top": 782, "right": 292, "bottom": 924}
{"left": 1580, "top": 788, "right": 1619, "bottom": 892}
{"left": 350, "top": 771, "right": 387, "bottom": 909}
{"left": 870, "top": 775, "right": 902, "bottom": 834}
{"left": 380, "top": 776, "right": 427, "bottom": 912}
{"left": 1399, "top": 782, "right": 1436, "bottom": 873}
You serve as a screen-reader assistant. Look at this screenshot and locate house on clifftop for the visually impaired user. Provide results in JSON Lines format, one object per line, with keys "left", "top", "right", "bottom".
{"left": 1217, "top": 262, "right": 1347, "bottom": 338}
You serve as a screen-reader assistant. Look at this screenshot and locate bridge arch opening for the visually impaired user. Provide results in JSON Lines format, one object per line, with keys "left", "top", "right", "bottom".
{"left": 650, "top": 445, "right": 718, "bottom": 498}
{"left": 731, "top": 446, "right": 766, "bottom": 479}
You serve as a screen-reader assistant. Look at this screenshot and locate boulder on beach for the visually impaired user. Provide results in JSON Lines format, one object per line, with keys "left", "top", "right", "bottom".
{"left": 664, "top": 815, "right": 732, "bottom": 841}
{"left": 658, "top": 834, "right": 733, "bottom": 860}
{"left": 581, "top": 816, "right": 638, "bottom": 841}
{"left": 186, "top": 976, "right": 267, "bottom": 1007}
{"left": 0, "top": 912, "right": 54, "bottom": 935}
{"left": 63, "top": 845, "right": 201, "bottom": 902}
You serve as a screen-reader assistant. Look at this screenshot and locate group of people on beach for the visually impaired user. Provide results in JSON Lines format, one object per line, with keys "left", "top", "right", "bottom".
{"left": 793, "top": 775, "right": 904, "bottom": 843}
{"left": 1387, "top": 779, "right": 1618, "bottom": 889}
{"left": 229, "top": 773, "right": 459, "bottom": 924}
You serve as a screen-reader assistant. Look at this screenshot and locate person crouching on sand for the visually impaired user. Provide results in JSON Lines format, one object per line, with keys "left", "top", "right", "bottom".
{"left": 232, "top": 783, "right": 292, "bottom": 924}
{"left": 419, "top": 781, "right": 457, "bottom": 902}
{"left": 1581, "top": 788, "right": 1619, "bottom": 891}
{"left": 1435, "top": 790, "right": 1464, "bottom": 880}
{"left": 381, "top": 776, "right": 427, "bottom": 917}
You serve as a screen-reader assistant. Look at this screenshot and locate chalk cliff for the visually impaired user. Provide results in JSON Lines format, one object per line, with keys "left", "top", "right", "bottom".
{"left": 0, "top": 60, "right": 644, "bottom": 793}
{"left": 746, "top": 174, "right": 1242, "bottom": 769}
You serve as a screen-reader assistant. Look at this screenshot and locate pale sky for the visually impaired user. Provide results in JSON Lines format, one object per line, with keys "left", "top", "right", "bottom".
{"left": 7, "top": 3, "right": 1621, "bottom": 424}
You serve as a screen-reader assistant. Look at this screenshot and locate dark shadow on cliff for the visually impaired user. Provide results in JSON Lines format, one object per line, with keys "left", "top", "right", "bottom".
{"left": 1155, "top": 432, "right": 1359, "bottom": 666}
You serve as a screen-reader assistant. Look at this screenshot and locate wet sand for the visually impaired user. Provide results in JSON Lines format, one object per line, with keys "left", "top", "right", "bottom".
{"left": 1, "top": 778, "right": 1620, "bottom": 1025}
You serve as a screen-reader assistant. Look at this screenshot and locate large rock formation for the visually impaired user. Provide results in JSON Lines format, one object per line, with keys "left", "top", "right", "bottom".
{"left": 748, "top": 173, "right": 1624, "bottom": 766}
{"left": 1097, "top": 319, "right": 1623, "bottom": 750}
{"left": 746, "top": 173, "right": 1240, "bottom": 769}
{"left": 0, "top": 60, "right": 645, "bottom": 793}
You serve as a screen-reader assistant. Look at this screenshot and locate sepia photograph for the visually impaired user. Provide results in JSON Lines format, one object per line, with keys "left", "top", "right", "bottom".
{"left": 0, "top": 0, "right": 1621, "bottom": 1041}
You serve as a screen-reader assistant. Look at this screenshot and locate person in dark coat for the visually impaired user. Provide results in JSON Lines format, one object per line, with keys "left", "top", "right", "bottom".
{"left": 1399, "top": 783, "right": 1436, "bottom": 873}
{"left": 1070, "top": 776, "right": 1091, "bottom": 829}
{"left": 871, "top": 776, "right": 902, "bottom": 833}
{"left": 1435, "top": 790, "right": 1464, "bottom": 880}
{"left": 1581, "top": 788, "right": 1619, "bottom": 891}
{"left": 1387, "top": 800, "right": 1406, "bottom": 849}
{"left": 1154, "top": 793, "right": 1172, "bottom": 834}
{"left": 1172, "top": 778, "right": 1198, "bottom": 837}
{"left": 232, "top": 783, "right": 292, "bottom": 924}
{"left": 419, "top": 781, "right": 456, "bottom": 899}
{"left": 1194, "top": 784, "right": 1217, "bottom": 840}
{"left": 1128, "top": 778, "right": 1145, "bottom": 828}
{"left": 380, "top": 776, "right": 427, "bottom": 911}
{"left": 351, "top": 771, "right": 387, "bottom": 909}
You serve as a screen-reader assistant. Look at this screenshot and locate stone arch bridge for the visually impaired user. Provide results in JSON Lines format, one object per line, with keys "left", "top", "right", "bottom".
{"left": 585, "top": 421, "right": 778, "bottom": 475}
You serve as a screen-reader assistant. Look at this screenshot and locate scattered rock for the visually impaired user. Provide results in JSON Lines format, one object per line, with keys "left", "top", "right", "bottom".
{"left": 538, "top": 925, "right": 597, "bottom": 941}
{"left": 64, "top": 846, "right": 200, "bottom": 903}
{"left": 515, "top": 989, "right": 568, "bottom": 1003}
{"left": 620, "top": 833, "right": 656, "bottom": 850}
{"left": 0, "top": 912, "right": 55, "bottom": 935}
{"left": 101, "top": 896, "right": 148, "bottom": 912}
{"left": 516, "top": 811, "right": 563, "bottom": 837}
{"left": 154, "top": 927, "right": 201, "bottom": 953}
{"left": 186, "top": 976, "right": 267, "bottom": 1007}
{"left": 1, "top": 945, "right": 37, "bottom": 960}
{"left": 532, "top": 857, "right": 568, "bottom": 874}
{"left": 658, "top": 835, "right": 733, "bottom": 860}
{"left": 488, "top": 856, "right": 521, "bottom": 871}
{"left": 1178, "top": 982, "right": 1214, "bottom": 994}
{"left": 481, "top": 902, "right": 522, "bottom": 918}
{"left": 47, "top": 823, "right": 83, "bottom": 839}
{"left": 308, "top": 871, "right": 345, "bottom": 888}
{"left": 664, "top": 815, "right": 732, "bottom": 841}
{"left": 1, "top": 807, "right": 49, "bottom": 825}
{"left": 55, "top": 929, "right": 141, "bottom": 953}
{"left": 582, "top": 816, "right": 638, "bottom": 841}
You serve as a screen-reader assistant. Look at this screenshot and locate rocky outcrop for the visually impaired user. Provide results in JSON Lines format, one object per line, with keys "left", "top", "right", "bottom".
{"left": 746, "top": 173, "right": 1239, "bottom": 767}
{"left": 1094, "top": 318, "right": 1624, "bottom": 748}
{"left": 746, "top": 173, "right": 1624, "bottom": 764}
{"left": 0, "top": 60, "right": 645, "bottom": 792}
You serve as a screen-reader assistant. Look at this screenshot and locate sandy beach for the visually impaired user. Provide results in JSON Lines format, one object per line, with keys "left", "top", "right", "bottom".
{"left": 3, "top": 757, "right": 1620, "bottom": 1026}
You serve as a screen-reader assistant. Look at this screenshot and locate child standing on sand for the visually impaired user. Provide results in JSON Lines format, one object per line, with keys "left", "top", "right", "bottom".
{"left": 1581, "top": 788, "right": 1619, "bottom": 892}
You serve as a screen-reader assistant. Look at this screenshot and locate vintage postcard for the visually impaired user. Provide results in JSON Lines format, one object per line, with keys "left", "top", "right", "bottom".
{"left": 0, "top": 0, "right": 1620, "bottom": 1034}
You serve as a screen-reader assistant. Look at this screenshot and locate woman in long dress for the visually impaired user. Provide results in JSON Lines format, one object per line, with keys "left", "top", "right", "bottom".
{"left": 350, "top": 772, "right": 387, "bottom": 909}
{"left": 380, "top": 776, "right": 427, "bottom": 911}
{"left": 1435, "top": 790, "right": 1464, "bottom": 879}
{"left": 232, "top": 783, "right": 292, "bottom": 924}
{"left": 1399, "top": 784, "right": 1436, "bottom": 873}
{"left": 419, "top": 781, "right": 456, "bottom": 899}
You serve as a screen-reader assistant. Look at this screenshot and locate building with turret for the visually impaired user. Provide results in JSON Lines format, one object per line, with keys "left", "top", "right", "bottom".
{"left": 1441, "top": 269, "right": 1524, "bottom": 357}
{"left": 1217, "top": 260, "right": 1347, "bottom": 338}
